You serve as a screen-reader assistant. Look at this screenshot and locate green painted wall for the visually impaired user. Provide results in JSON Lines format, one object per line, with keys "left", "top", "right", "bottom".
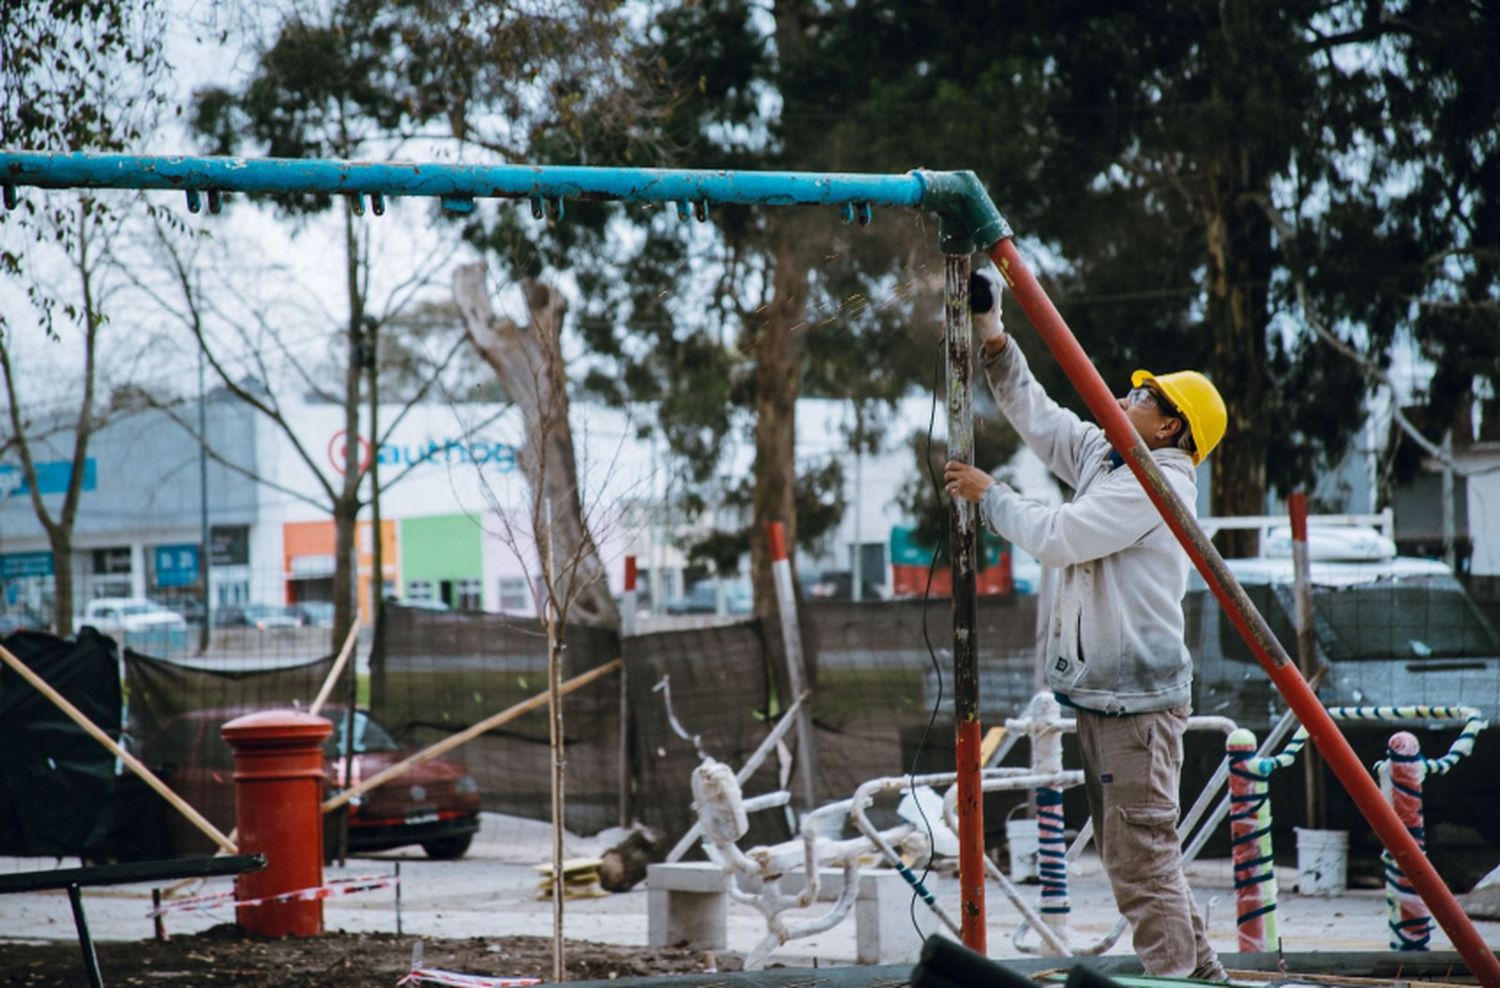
{"left": 399, "top": 514, "right": 484, "bottom": 585}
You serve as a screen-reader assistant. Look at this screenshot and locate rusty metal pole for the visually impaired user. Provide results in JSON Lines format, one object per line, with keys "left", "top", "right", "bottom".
{"left": 944, "top": 251, "right": 986, "bottom": 951}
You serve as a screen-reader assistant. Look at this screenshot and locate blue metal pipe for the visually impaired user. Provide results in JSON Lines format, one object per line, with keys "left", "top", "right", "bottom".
{"left": 0, "top": 151, "right": 1010, "bottom": 252}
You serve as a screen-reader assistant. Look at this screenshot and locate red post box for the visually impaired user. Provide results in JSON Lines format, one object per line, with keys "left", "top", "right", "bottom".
{"left": 222, "top": 710, "right": 333, "bottom": 937}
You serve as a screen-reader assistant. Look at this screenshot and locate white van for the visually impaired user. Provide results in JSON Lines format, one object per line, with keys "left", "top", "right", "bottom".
{"left": 1189, "top": 523, "right": 1500, "bottom": 723}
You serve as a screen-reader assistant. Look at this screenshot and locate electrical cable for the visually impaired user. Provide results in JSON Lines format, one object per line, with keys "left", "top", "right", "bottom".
{"left": 907, "top": 331, "right": 952, "bottom": 943}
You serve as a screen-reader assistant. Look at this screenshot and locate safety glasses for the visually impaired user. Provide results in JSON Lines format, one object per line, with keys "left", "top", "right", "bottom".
{"left": 1127, "top": 386, "right": 1179, "bottom": 418}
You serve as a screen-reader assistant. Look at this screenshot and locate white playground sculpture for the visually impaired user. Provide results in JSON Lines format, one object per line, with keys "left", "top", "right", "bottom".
{"left": 654, "top": 691, "right": 1245, "bottom": 968}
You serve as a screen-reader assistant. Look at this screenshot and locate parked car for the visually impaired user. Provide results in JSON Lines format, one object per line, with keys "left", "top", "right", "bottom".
{"left": 0, "top": 610, "right": 44, "bottom": 636}
{"left": 135, "top": 706, "right": 481, "bottom": 859}
{"left": 289, "top": 601, "right": 335, "bottom": 627}
{"left": 215, "top": 602, "right": 302, "bottom": 630}
{"left": 79, "top": 597, "right": 188, "bottom": 634}
{"left": 807, "top": 570, "right": 885, "bottom": 601}
{"left": 664, "top": 580, "right": 752, "bottom": 616}
{"left": 78, "top": 596, "right": 189, "bottom": 652}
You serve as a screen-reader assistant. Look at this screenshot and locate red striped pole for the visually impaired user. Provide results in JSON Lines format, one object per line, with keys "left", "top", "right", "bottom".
{"left": 622, "top": 555, "right": 638, "bottom": 637}
{"left": 1227, "top": 729, "right": 1277, "bottom": 952}
{"left": 989, "top": 237, "right": 1500, "bottom": 985}
{"left": 1381, "top": 732, "right": 1433, "bottom": 950}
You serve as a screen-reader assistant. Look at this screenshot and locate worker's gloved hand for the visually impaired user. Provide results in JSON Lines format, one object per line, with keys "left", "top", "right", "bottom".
{"left": 968, "top": 265, "right": 1006, "bottom": 346}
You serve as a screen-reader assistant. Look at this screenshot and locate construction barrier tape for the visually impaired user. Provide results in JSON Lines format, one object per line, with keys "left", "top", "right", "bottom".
{"left": 396, "top": 969, "right": 541, "bottom": 987}
{"left": 147, "top": 874, "right": 398, "bottom": 918}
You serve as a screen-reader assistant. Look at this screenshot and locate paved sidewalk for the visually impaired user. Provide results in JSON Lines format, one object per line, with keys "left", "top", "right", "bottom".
{"left": 2, "top": 813, "right": 1495, "bottom": 969}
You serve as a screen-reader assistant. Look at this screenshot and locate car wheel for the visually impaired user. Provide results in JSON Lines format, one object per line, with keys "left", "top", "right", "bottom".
{"left": 421, "top": 834, "right": 473, "bottom": 860}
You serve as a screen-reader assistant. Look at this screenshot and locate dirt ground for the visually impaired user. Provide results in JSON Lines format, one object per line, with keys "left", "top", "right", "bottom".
{"left": 0, "top": 927, "right": 741, "bottom": 986}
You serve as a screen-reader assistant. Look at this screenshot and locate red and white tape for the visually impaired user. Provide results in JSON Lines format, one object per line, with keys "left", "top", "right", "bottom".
{"left": 147, "top": 873, "right": 398, "bottom": 918}
{"left": 396, "top": 968, "right": 540, "bottom": 987}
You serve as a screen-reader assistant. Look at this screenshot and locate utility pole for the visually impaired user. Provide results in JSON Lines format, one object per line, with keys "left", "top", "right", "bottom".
{"left": 197, "top": 347, "right": 212, "bottom": 653}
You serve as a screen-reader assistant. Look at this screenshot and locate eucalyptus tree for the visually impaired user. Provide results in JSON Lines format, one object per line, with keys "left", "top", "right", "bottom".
{"left": 785, "top": 0, "right": 1498, "bottom": 556}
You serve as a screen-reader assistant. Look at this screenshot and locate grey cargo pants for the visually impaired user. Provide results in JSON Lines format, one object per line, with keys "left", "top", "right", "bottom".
{"left": 1075, "top": 705, "right": 1225, "bottom": 980}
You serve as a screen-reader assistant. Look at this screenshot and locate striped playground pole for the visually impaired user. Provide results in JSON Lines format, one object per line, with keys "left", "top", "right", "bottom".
{"left": 1035, "top": 785, "right": 1070, "bottom": 936}
{"left": 1380, "top": 731, "right": 1432, "bottom": 951}
{"left": 1030, "top": 694, "right": 1070, "bottom": 942}
{"left": 1227, "top": 729, "right": 1279, "bottom": 952}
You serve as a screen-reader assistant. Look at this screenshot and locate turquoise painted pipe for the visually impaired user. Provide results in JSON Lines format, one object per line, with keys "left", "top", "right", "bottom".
{"left": 0, "top": 152, "right": 1010, "bottom": 253}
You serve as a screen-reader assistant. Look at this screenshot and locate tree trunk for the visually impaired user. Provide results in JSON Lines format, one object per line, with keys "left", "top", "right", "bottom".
{"left": 332, "top": 212, "right": 367, "bottom": 645}
{"left": 748, "top": 229, "right": 808, "bottom": 618}
{"left": 1202, "top": 160, "right": 1272, "bottom": 558}
{"left": 47, "top": 528, "right": 75, "bottom": 636}
{"left": 452, "top": 264, "right": 621, "bottom": 630}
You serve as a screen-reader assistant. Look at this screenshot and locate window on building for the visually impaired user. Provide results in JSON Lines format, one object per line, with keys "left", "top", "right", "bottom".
{"left": 498, "top": 577, "right": 530, "bottom": 612}
{"left": 92, "top": 547, "right": 132, "bottom": 574}
{"left": 848, "top": 542, "right": 888, "bottom": 588}
{"left": 408, "top": 580, "right": 434, "bottom": 602}
{"left": 456, "top": 578, "right": 483, "bottom": 612}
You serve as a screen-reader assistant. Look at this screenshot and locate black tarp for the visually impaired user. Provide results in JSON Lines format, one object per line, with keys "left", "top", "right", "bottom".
{"left": 0, "top": 628, "right": 122, "bottom": 858}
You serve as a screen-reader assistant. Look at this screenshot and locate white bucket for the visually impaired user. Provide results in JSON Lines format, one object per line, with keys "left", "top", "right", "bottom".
{"left": 1295, "top": 828, "right": 1349, "bottom": 896}
{"left": 1006, "top": 817, "right": 1040, "bottom": 884}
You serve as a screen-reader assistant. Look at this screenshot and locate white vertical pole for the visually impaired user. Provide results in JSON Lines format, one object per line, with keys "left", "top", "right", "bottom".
{"left": 767, "top": 521, "right": 816, "bottom": 811}
{"left": 619, "top": 555, "right": 636, "bottom": 827}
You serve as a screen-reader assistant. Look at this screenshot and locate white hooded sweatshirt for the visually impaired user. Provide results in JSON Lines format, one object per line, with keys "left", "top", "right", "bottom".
{"left": 977, "top": 342, "right": 1198, "bottom": 714}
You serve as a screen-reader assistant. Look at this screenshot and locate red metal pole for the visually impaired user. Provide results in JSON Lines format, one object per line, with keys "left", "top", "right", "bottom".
{"left": 988, "top": 238, "right": 1500, "bottom": 984}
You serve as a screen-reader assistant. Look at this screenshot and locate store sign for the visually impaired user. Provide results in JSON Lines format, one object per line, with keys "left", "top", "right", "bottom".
{"left": 154, "top": 544, "right": 201, "bottom": 588}
{"left": 888, "top": 525, "right": 1006, "bottom": 567}
{"left": 210, "top": 525, "right": 250, "bottom": 566}
{"left": 326, "top": 431, "right": 518, "bottom": 474}
{"left": 0, "top": 459, "right": 97, "bottom": 498}
{"left": 1, "top": 551, "right": 54, "bottom": 579}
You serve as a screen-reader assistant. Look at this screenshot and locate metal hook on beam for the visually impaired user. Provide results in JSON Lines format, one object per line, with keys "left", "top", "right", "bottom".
{"left": 546, "top": 196, "right": 565, "bottom": 221}
{"left": 207, "top": 190, "right": 223, "bottom": 215}
{"left": 185, "top": 189, "right": 202, "bottom": 214}
{"left": 530, "top": 194, "right": 545, "bottom": 220}
{"left": 2, "top": 184, "right": 16, "bottom": 210}
{"left": 371, "top": 192, "right": 385, "bottom": 216}
{"left": 692, "top": 199, "right": 709, "bottom": 222}
{"left": 841, "top": 202, "right": 856, "bottom": 224}
{"left": 348, "top": 193, "right": 365, "bottom": 217}
{"left": 857, "top": 202, "right": 873, "bottom": 226}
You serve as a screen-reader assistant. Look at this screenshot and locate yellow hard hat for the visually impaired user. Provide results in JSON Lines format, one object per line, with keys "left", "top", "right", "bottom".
{"left": 1130, "top": 368, "right": 1227, "bottom": 466}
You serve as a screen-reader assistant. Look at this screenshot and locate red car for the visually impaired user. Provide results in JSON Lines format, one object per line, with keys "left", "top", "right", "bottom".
{"left": 135, "top": 707, "right": 481, "bottom": 859}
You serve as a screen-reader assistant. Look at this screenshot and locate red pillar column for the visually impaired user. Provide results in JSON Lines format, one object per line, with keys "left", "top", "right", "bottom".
{"left": 222, "top": 710, "right": 334, "bottom": 937}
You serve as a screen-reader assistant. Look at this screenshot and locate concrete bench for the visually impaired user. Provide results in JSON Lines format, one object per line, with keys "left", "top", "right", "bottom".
{"left": 646, "top": 861, "right": 923, "bottom": 964}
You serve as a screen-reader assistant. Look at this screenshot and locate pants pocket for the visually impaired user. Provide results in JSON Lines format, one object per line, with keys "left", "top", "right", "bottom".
{"left": 1111, "top": 804, "right": 1180, "bottom": 883}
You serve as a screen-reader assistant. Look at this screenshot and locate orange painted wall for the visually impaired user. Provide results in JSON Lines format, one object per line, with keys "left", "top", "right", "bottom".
{"left": 281, "top": 519, "right": 398, "bottom": 623}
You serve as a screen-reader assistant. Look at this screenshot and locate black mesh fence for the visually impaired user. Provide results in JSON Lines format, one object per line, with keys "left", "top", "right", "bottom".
{"left": 371, "top": 605, "right": 624, "bottom": 836}
{"left": 5, "top": 572, "right": 1500, "bottom": 866}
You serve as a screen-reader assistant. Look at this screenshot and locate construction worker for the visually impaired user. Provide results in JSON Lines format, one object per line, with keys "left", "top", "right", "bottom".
{"left": 943, "top": 264, "right": 1229, "bottom": 981}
